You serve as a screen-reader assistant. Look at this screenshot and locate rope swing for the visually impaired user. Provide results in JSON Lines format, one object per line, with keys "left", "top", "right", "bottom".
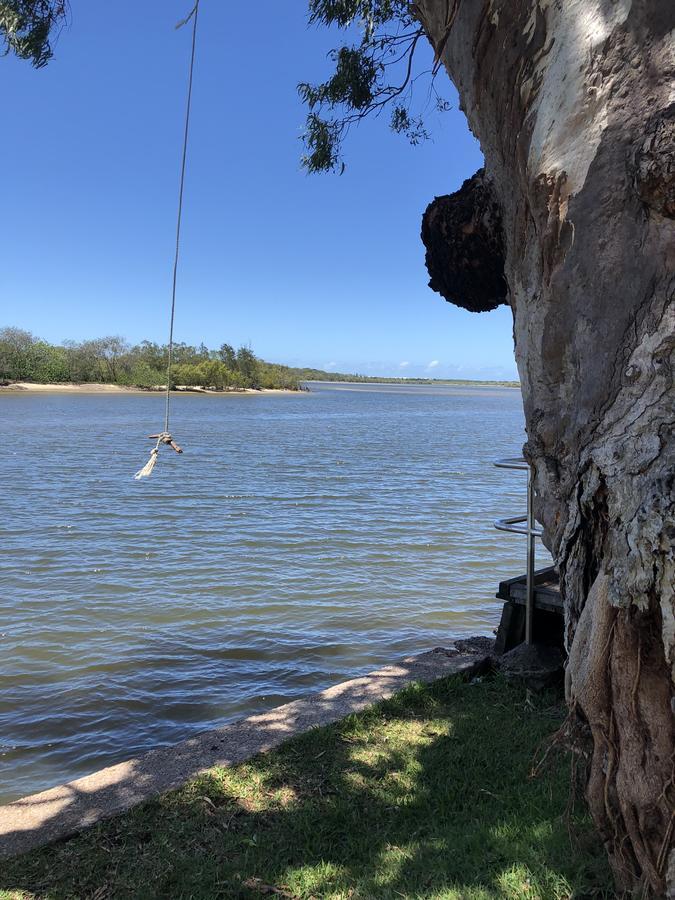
{"left": 135, "top": 0, "right": 200, "bottom": 479}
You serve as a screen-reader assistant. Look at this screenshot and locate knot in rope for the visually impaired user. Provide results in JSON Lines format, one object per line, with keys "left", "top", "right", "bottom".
{"left": 134, "top": 432, "right": 184, "bottom": 480}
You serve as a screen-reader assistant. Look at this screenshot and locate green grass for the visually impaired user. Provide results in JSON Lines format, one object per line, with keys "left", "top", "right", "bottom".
{"left": 0, "top": 677, "right": 612, "bottom": 900}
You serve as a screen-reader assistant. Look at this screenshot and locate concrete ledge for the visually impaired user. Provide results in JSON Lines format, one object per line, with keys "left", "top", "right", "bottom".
{"left": 0, "top": 642, "right": 491, "bottom": 859}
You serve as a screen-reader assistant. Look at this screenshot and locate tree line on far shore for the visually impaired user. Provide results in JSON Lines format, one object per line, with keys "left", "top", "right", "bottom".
{"left": 0, "top": 326, "right": 520, "bottom": 390}
{"left": 0, "top": 327, "right": 302, "bottom": 391}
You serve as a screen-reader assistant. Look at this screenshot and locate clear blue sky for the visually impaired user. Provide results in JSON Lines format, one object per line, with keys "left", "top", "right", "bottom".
{"left": 2, "top": 1, "right": 517, "bottom": 380}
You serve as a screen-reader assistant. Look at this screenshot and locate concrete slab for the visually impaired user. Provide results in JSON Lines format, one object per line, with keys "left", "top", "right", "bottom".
{"left": 0, "top": 642, "right": 491, "bottom": 859}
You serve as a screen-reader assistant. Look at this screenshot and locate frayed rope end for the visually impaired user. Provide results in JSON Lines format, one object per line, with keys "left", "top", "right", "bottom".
{"left": 134, "top": 447, "right": 159, "bottom": 480}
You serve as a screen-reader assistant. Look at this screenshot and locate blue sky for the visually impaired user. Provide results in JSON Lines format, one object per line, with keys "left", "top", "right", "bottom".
{"left": 2, "top": 1, "right": 517, "bottom": 380}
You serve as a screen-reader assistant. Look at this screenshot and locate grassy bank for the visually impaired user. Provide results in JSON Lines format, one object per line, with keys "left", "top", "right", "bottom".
{"left": 0, "top": 677, "right": 612, "bottom": 900}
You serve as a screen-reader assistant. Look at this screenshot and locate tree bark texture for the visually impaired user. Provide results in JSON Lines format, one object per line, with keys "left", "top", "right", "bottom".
{"left": 414, "top": 1, "right": 675, "bottom": 894}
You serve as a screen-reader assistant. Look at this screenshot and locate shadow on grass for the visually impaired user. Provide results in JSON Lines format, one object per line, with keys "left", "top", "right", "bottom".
{"left": 1, "top": 651, "right": 481, "bottom": 861}
{"left": 0, "top": 677, "right": 613, "bottom": 899}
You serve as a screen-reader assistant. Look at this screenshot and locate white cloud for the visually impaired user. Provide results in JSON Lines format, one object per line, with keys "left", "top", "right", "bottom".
{"left": 426, "top": 360, "right": 440, "bottom": 369}
{"left": 324, "top": 361, "right": 337, "bottom": 369}
{"left": 399, "top": 361, "right": 410, "bottom": 369}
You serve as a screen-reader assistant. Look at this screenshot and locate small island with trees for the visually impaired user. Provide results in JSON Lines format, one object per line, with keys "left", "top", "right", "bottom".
{"left": 0, "top": 327, "right": 519, "bottom": 392}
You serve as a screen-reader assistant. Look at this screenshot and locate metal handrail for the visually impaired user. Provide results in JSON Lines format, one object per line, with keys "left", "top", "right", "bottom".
{"left": 493, "top": 457, "right": 540, "bottom": 645}
{"left": 495, "top": 514, "right": 544, "bottom": 537}
{"left": 493, "top": 458, "right": 530, "bottom": 471}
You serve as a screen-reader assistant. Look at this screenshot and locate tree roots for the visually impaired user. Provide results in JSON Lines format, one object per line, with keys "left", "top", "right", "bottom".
{"left": 567, "top": 574, "right": 675, "bottom": 896}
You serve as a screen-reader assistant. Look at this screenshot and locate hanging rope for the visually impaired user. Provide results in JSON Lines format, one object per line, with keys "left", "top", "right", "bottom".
{"left": 135, "top": 0, "right": 200, "bottom": 480}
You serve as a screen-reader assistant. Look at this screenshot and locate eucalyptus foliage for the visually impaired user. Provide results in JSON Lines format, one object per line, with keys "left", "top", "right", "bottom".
{"left": 0, "top": 0, "right": 67, "bottom": 67}
{"left": 300, "top": 0, "right": 449, "bottom": 172}
{"left": 1, "top": 1, "right": 448, "bottom": 171}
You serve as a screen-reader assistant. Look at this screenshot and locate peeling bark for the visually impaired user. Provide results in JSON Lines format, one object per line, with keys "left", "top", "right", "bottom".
{"left": 634, "top": 106, "right": 675, "bottom": 219}
{"left": 414, "top": 0, "right": 675, "bottom": 894}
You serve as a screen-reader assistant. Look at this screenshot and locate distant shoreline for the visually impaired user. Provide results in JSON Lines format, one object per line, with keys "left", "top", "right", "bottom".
{"left": 0, "top": 379, "right": 521, "bottom": 395}
{"left": 305, "top": 378, "right": 521, "bottom": 389}
{"left": 0, "top": 382, "right": 303, "bottom": 396}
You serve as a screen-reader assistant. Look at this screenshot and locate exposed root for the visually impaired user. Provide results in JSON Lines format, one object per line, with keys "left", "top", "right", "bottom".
{"left": 566, "top": 573, "right": 675, "bottom": 896}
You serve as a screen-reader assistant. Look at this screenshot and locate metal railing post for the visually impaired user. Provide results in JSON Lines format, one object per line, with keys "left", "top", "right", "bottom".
{"left": 525, "top": 464, "right": 535, "bottom": 645}
{"left": 493, "top": 457, "right": 543, "bottom": 646}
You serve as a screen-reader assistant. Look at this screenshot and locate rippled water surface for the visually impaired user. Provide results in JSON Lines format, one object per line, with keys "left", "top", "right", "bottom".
{"left": 0, "top": 382, "right": 546, "bottom": 802}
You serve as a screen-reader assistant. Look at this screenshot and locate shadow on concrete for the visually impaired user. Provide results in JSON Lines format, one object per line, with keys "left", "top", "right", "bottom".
{"left": 0, "top": 647, "right": 490, "bottom": 861}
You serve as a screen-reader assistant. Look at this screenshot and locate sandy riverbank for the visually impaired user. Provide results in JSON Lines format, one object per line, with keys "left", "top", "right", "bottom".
{"left": 0, "top": 382, "right": 304, "bottom": 395}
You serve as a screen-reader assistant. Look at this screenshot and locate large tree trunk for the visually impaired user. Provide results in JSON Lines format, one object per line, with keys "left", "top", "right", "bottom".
{"left": 414, "top": 1, "right": 675, "bottom": 894}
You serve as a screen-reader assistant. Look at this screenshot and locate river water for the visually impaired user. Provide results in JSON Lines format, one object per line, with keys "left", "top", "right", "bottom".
{"left": 0, "top": 382, "right": 546, "bottom": 802}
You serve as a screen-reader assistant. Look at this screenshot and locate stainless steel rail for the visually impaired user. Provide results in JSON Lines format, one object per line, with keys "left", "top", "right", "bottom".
{"left": 493, "top": 457, "right": 542, "bottom": 645}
